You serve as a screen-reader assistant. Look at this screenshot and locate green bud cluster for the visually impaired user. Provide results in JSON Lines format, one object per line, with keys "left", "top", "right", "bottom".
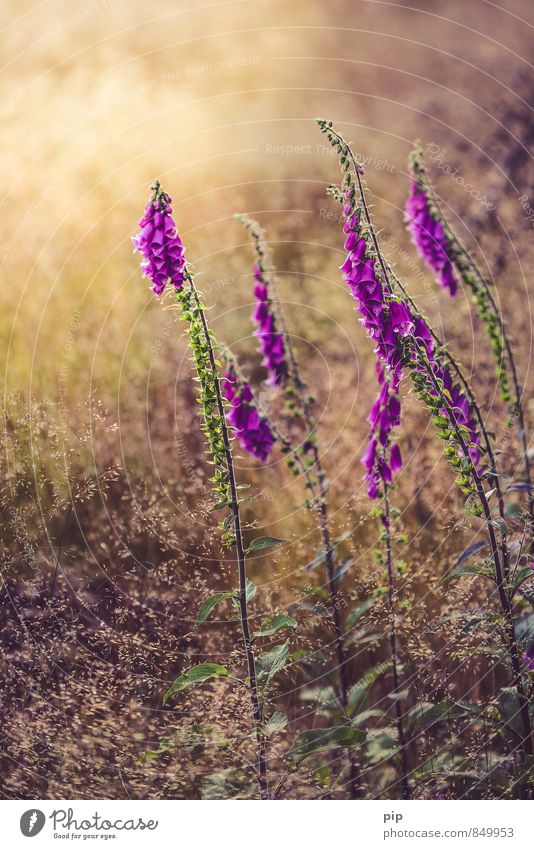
{"left": 177, "top": 280, "right": 231, "bottom": 508}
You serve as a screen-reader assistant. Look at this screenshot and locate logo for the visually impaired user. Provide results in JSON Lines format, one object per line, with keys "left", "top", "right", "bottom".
{"left": 20, "top": 810, "right": 46, "bottom": 837}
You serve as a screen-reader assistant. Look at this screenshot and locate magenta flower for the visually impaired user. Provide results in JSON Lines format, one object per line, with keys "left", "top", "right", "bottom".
{"left": 340, "top": 200, "right": 405, "bottom": 392}
{"left": 133, "top": 183, "right": 186, "bottom": 297}
{"left": 362, "top": 366, "right": 403, "bottom": 499}
{"left": 252, "top": 264, "right": 287, "bottom": 385}
{"left": 405, "top": 180, "right": 458, "bottom": 297}
{"left": 339, "top": 189, "right": 409, "bottom": 495}
{"left": 523, "top": 643, "right": 534, "bottom": 671}
{"left": 222, "top": 366, "right": 275, "bottom": 462}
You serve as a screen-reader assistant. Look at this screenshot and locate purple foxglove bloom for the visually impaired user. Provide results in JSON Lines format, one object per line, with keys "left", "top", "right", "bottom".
{"left": 390, "top": 442, "right": 402, "bottom": 472}
{"left": 252, "top": 264, "right": 287, "bottom": 385}
{"left": 338, "top": 200, "right": 406, "bottom": 385}
{"left": 362, "top": 368, "right": 403, "bottom": 499}
{"left": 523, "top": 642, "right": 534, "bottom": 671}
{"left": 133, "top": 186, "right": 186, "bottom": 297}
{"left": 222, "top": 367, "right": 275, "bottom": 462}
{"left": 405, "top": 180, "right": 458, "bottom": 297}
{"left": 389, "top": 301, "right": 415, "bottom": 338}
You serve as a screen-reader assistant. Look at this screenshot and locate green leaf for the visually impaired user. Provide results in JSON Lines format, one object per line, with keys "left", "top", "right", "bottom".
{"left": 196, "top": 593, "right": 232, "bottom": 624}
{"left": 304, "top": 550, "right": 327, "bottom": 573}
{"left": 202, "top": 768, "right": 256, "bottom": 800}
{"left": 253, "top": 614, "right": 298, "bottom": 638}
{"left": 333, "top": 556, "right": 354, "bottom": 581}
{"left": 293, "top": 725, "right": 366, "bottom": 760}
{"left": 246, "top": 536, "right": 286, "bottom": 554}
{"left": 163, "top": 663, "right": 229, "bottom": 704}
{"left": 231, "top": 579, "right": 257, "bottom": 607}
{"left": 351, "top": 709, "right": 386, "bottom": 725}
{"left": 456, "top": 540, "right": 488, "bottom": 565}
{"left": 264, "top": 711, "right": 287, "bottom": 737}
{"left": 498, "top": 688, "right": 524, "bottom": 740}
{"left": 245, "top": 579, "right": 257, "bottom": 602}
{"left": 513, "top": 611, "right": 534, "bottom": 641}
{"left": 255, "top": 642, "right": 289, "bottom": 686}
{"left": 443, "top": 563, "right": 495, "bottom": 583}
{"left": 408, "top": 699, "right": 479, "bottom": 731}
{"left": 345, "top": 597, "right": 377, "bottom": 630}
{"left": 211, "top": 499, "right": 229, "bottom": 511}
{"left": 365, "top": 727, "right": 398, "bottom": 765}
{"left": 347, "top": 663, "right": 388, "bottom": 717}
{"left": 511, "top": 567, "right": 534, "bottom": 594}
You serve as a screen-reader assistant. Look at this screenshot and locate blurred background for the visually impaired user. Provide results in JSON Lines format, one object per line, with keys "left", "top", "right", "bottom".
{"left": 2, "top": 0, "right": 534, "bottom": 799}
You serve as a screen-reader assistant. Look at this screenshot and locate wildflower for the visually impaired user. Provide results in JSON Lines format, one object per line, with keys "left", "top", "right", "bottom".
{"left": 222, "top": 366, "right": 275, "bottom": 462}
{"left": 252, "top": 264, "right": 287, "bottom": 385}
{"left": 405, "top": 180, "right": 458, "bottom": 296}
{"left": 523, "top": 642, "right": 534, "bottom": 671}
{"left": 340, "top": 198, "right": 405, "bottom": 391}
{"left": 362, "top": 366, "right": 402, "bottom": 499}
{"left": 133, "top": 182, "right": 186, "bottom": 296}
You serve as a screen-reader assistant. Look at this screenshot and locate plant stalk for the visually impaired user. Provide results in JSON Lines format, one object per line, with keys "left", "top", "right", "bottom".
{"left": 186, "top": 274, "right": 269, "bottom": 798}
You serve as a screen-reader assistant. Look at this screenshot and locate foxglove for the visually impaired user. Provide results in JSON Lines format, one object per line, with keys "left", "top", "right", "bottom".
{"left": 252, "top": 264, "right": 287, "bottom": 385}
{"left": 222, "top": 366, "right": 275, "bottom": 462}
{"left": 362, "top": 365, "right": 403, "bottom": 499}
{"left": 405, "top": 180, "right": 458, "bottom": 297}
{"left": 133, "top": 182, "right": 186, "bottom": 296}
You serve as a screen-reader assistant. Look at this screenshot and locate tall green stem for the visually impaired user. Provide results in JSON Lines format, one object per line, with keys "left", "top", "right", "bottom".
{"left": 181, "top": 273, "right": 268, "bottom": 798}
{"left": 382, "top": 483, "right": 410, "bottom": 799}
{"left": 237, "top": 215, "right": 361, "bottom": 798}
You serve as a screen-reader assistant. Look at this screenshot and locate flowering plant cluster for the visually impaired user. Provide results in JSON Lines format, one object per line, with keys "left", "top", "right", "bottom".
{"left": 131, "top": 118, "right": 534, "bottom": 800}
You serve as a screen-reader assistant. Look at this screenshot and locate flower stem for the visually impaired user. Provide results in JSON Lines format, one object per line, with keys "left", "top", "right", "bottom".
{"left": 383, "top": 482, "right": 410, "bottom": 799}
{"left": 183, "top": 272, "right": 269, "bottom": 798}
{"left": 323, "top": 124, "right": 532, "bottom": 778}
{"left": 237, "top": 215, "right": 361, "bottom": 798}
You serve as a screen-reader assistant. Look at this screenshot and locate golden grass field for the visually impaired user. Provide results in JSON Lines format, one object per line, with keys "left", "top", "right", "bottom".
{"left": 2, "top": 0, "right": 534, "bottom": 799}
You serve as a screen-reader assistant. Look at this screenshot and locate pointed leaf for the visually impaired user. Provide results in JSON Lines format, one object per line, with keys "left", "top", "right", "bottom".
{"left": 408, "top": 699, "right": 479, "bottom": 731}
{"left": 196, "top": 593, "right": 232, "bottom": 624}
{"left": 333, "top": 556, "right": 354, "bottom": 581}
{"left": 264, "top": 712, "right": 288, "bottom": 737}
{"left": 347, "top": 663, "right": 388, "bottom": 717}
{"left": 456, "top": 541, "right": 487, "bottom": 566}
{"left": 255, "top": 642, "right": 289, "bottom": 686}
{"left": 246, "top": 536, "right": 286, "bottom": 554}
{"left": 293, "top": 725, "right": 366, "bottom": 760}
{"left": 253, "top": 614, "right": 298, "bottom": 638}
{"left": 443, "top": 563, "right": 495, "bottom": 583}
{"left": 345, "top": 597, "right": 377, "bottom": 630}
{"left": 163, "top": 663, "right": 228, "bottom": 705}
